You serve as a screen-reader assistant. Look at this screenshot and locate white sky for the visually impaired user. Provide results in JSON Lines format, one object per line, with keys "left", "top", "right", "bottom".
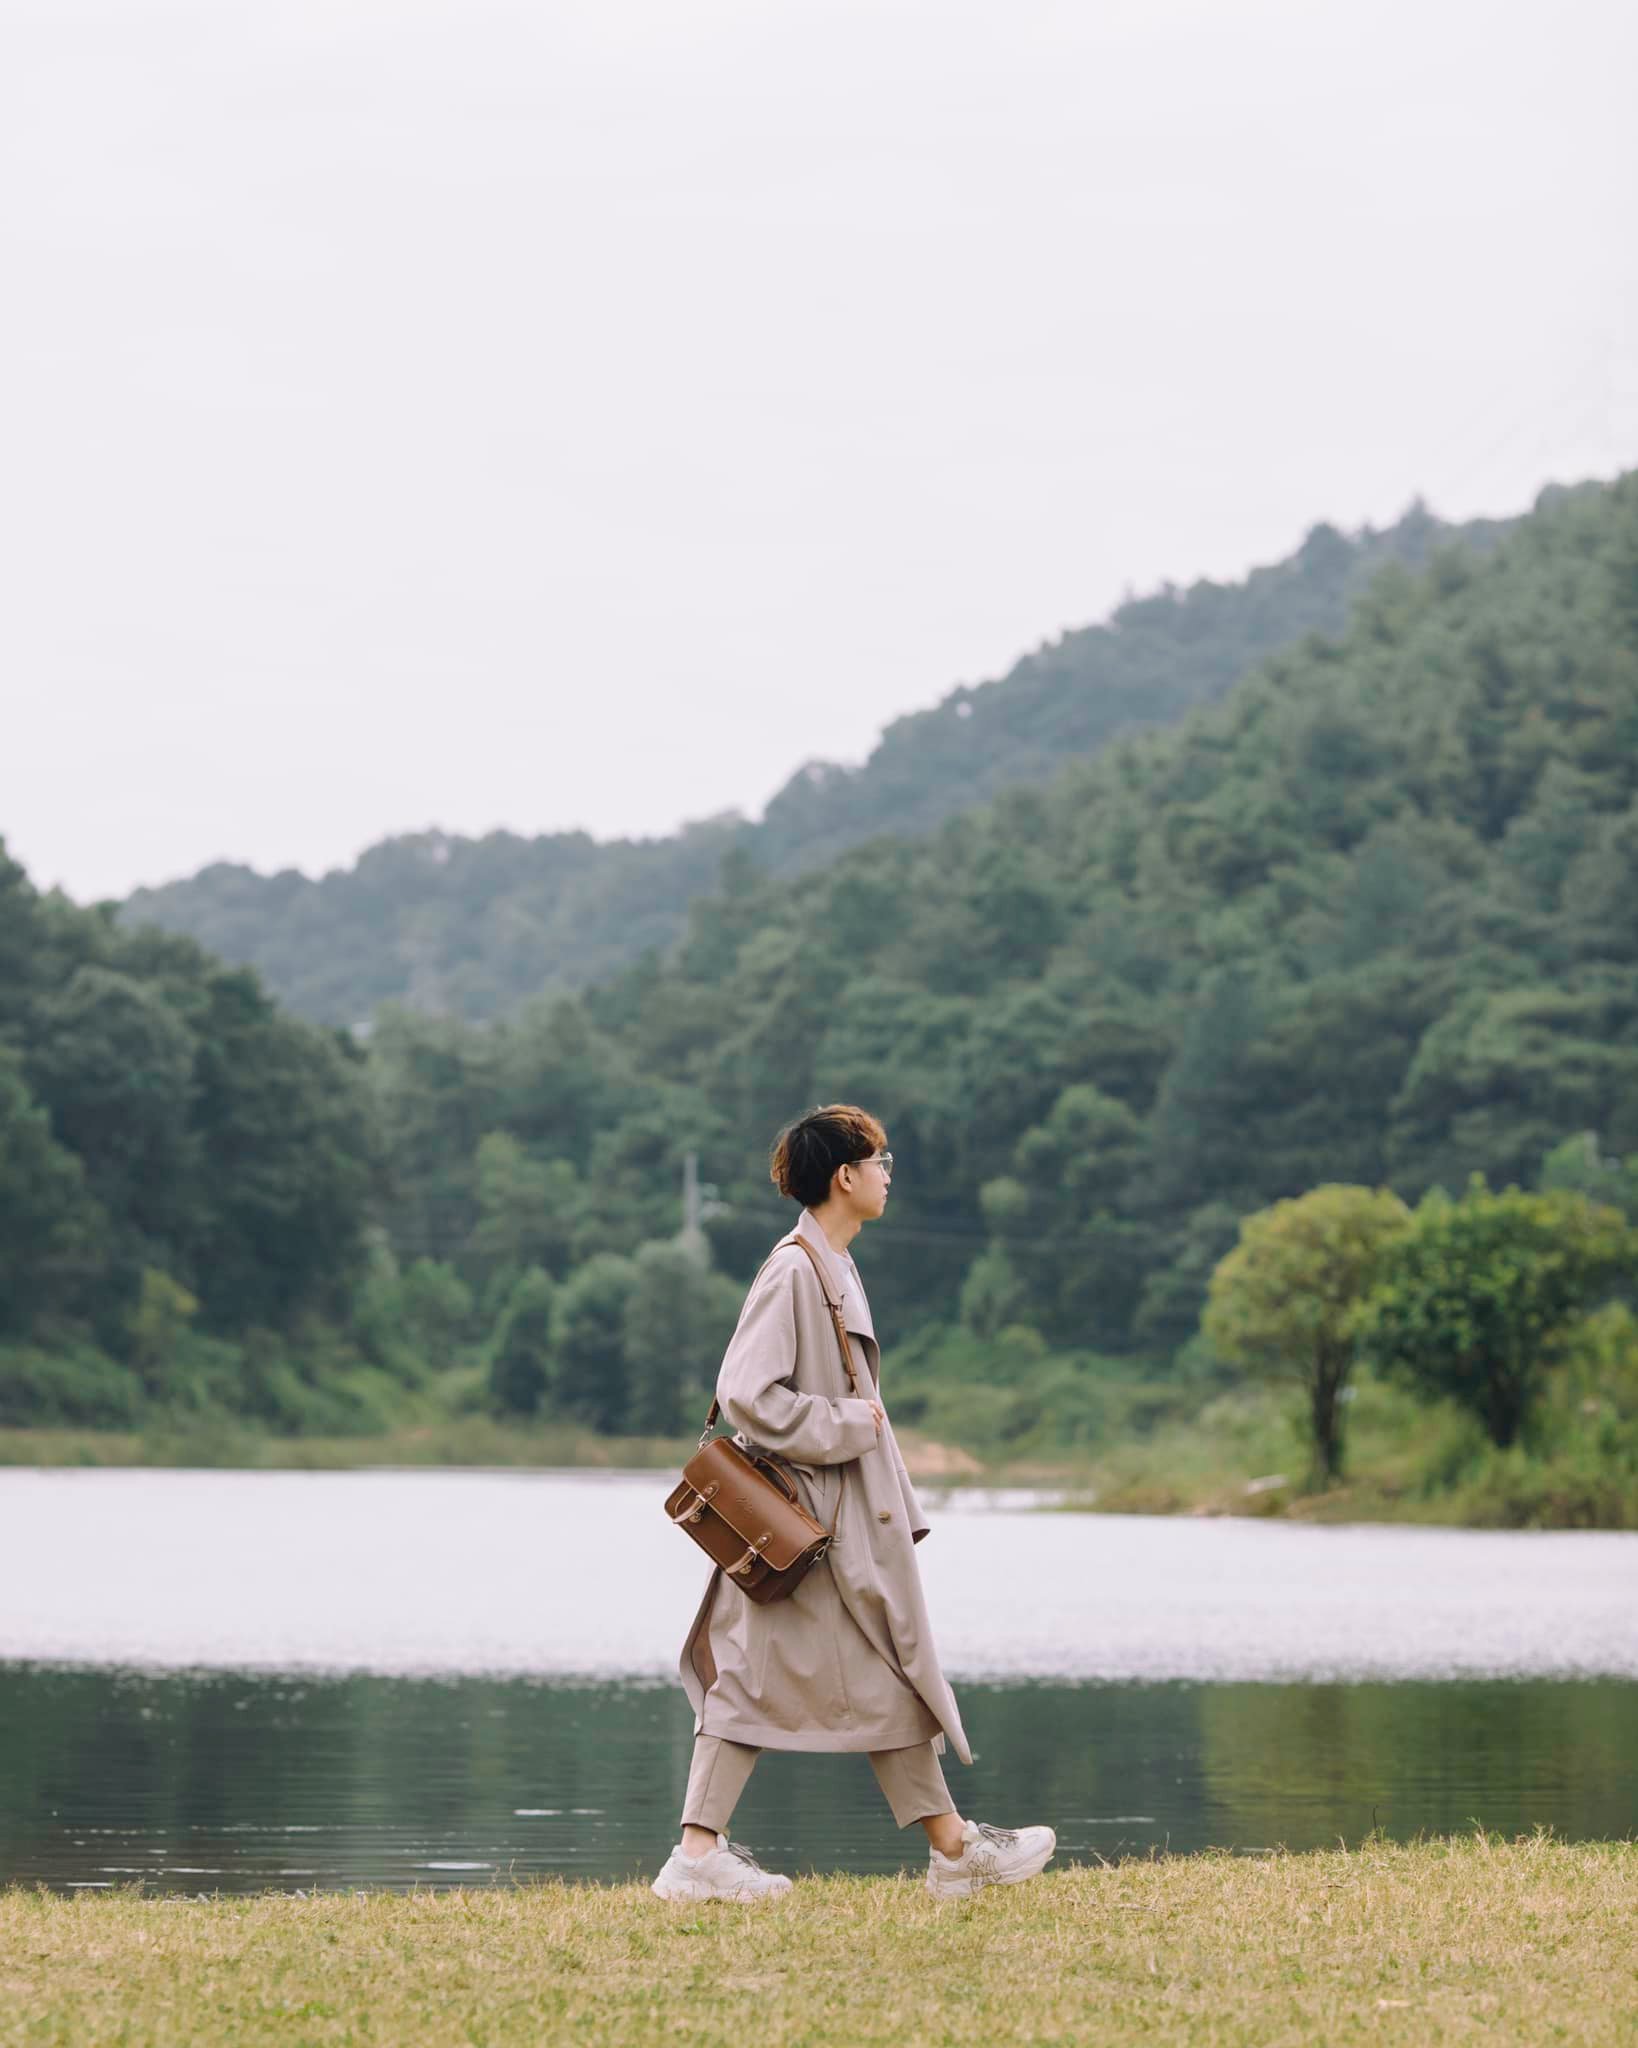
{"left": 2, "top": 0, "right": 1634, "bottom": 903}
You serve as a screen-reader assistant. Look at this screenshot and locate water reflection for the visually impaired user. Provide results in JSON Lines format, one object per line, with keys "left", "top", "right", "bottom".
{"left": 2, "top": 1666, "right": 1632, "bottom": 1894}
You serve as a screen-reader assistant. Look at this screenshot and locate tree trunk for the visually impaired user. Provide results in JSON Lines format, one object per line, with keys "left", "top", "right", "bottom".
{"left": 1486, "top": 1382, "right": 1521, "bottom": 1448}
{"left": 1309, "top": 1362, "right": 1345, "bottom": 1487}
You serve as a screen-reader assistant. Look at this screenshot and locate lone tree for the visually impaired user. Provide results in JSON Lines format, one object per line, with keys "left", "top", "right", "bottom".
{"left": 1204, "top": 1184, "right": 1412, "bottom": 1485}
{"left": 1355, "top": 1176, "right": 1632, "bottom": 1449}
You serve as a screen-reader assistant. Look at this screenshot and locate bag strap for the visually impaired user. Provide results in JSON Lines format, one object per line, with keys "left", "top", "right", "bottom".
{"left": 779, "top": 1232, "right": 862, "bottom": 1543}
{"left": 786, "top": 1233, "right": 863, "bottom": 1396}
{"left": 697, "top": 1231, "right": 864, "bottom": 1450}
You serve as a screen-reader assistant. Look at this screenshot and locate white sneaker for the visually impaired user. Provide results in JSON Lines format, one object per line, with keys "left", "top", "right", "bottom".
{"left": 651, "top": 1834, "right": 794, "bottom": 1903}
{"left": 926, "top": 1818, "right": 1057, "bottom": 1899}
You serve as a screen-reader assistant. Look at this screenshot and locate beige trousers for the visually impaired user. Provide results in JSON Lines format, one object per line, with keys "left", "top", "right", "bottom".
{"left": 682, "top": 1733, "right": 953, "bottom": 1834}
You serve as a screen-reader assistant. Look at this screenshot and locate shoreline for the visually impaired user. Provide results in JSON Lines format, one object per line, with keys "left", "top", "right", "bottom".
{"left": 1, "top": 1420, "right": 1631, "bottom": 1531}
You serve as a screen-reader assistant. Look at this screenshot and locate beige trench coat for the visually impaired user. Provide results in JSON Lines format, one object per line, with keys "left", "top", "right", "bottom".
{"left": 678, "top": 1208, "right": 972, "bottom": 1765}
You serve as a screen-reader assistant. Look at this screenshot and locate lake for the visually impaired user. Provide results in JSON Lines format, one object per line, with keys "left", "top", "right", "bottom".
{"left": 2, "top": 1469, "right": 1634, "bottom": 1892}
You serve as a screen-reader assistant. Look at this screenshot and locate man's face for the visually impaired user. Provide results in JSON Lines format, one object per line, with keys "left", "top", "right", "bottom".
{"left": 839, "top": 1147, "right": 893, "bottom": 1220}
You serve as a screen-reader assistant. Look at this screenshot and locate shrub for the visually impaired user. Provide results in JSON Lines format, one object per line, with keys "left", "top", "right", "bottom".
{"left": 0, "top": 1345, "right": 144, "bottom": 1428}
{"left": 488, "top": 1268, "right": 556, "bottom": 1417}
{"left": 621, "top": 1241, "right": 742, "bottom": 1436}
{"left": 551, "top": 1254, "right": 639, "bottom": 1431}
{"left": 1453, "top": 1445, "right": 1638, "bottom": 1530}
{"left": 126, "top": 1269, "right": 198, "bottom": 1392}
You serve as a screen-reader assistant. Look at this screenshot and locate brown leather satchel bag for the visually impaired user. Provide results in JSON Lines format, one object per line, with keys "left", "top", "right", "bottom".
{"left": 664, "top": 1233, "right": 862, "bottom": 1604}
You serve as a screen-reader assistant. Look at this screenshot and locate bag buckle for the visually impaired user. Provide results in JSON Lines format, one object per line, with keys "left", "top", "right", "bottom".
{"left": 726, "top": 1533, "right": 771, "bottom": 1576}
{"left": 669, "top": 1481, "right": 718, "bottom": 1526}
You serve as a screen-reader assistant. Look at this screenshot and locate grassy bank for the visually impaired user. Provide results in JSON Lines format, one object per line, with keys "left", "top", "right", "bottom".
{"left": 2, "top": 1837, "right": 1632, "bottom": 2046}
{"left": 1024, "top": 1373, "right": 1638, "bottom": 1530}
{"left": 3, "top": 1354, "right": 1634, "bottom": 1528}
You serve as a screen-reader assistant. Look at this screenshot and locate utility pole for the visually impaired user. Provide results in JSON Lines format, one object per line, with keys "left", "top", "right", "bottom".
{"left": 682, "top": 1151, "right": 702, "bottom": 1246}
{"left": 680, "top": 1152, "right": 726, "bottom": 1265}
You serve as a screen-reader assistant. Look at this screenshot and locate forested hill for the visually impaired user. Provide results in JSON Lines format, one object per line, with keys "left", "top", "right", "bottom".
{"left": 122, "top": 501, "right": 1508, "bottom": 1028}
{"left": 5, "top": 474, "right": 1633, "bottom": 1445}
{"left": 358, "top": 474, "right": 1638, "bottom": 1368}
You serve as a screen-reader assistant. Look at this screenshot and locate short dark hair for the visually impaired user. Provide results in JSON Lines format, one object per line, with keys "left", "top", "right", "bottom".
{"left": 769, "top": 1103, "right": 888, "bottom": 1208}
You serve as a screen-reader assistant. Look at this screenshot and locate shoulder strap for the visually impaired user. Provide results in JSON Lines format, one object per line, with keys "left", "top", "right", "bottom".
{"left": 785, "top": 1234, "right": 862, "bottom": 1397}
{"left": 697, "top": 1231, "right": 862, "bottom": 1445}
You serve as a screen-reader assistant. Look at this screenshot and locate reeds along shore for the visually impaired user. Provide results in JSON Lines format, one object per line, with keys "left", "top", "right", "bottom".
{"left": 2, "top": 1836, "right": 1633, "bottom": 2047}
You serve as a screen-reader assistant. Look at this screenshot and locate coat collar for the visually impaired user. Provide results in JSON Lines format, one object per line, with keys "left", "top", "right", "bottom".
{"left": 793, "top": 1208, "right": 876, "bottom": 1343}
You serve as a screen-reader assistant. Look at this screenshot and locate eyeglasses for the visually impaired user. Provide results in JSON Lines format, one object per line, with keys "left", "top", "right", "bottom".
{"left": 857, "top": 1151, "right": 893, "bottom": 1175}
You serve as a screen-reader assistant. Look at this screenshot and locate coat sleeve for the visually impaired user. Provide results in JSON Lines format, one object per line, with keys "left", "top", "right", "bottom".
{"left": 717, "top": 1261, "right": 879, "bottom": 1465}
{"left": 883, "top": 1415, "right": 932, "bottom": 1543}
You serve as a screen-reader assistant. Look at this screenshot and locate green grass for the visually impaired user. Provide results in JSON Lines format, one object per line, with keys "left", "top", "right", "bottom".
{"left": 2, "top": 1837, "right": 1632, "bottom": 2046}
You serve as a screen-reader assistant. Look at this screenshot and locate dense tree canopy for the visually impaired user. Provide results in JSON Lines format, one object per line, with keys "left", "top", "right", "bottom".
{"left": 0, "top": 845, "right": 376, "bottom": 1400}
{"left": 553, "top": 475, "right": 1638, "bottom": 1354}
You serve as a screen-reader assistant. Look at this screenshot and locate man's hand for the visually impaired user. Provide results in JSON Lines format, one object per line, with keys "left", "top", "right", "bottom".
{"left": 867, "top": 1398, "right": 886, "bottom": 1435}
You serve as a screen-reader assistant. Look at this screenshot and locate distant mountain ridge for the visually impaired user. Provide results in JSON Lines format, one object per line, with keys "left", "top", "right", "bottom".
{"left": 122, "top": 500, "right": 1513, "bottom": 1026}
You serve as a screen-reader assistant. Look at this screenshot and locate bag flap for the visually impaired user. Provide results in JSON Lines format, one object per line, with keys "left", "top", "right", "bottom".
{"left": 681, "top": 1438, "right": 828, "bottom": 1570}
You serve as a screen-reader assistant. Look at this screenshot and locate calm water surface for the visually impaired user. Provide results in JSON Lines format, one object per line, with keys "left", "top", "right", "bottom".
{"left": 2, "top": 1469, "right": 1634, "bottom": 1891}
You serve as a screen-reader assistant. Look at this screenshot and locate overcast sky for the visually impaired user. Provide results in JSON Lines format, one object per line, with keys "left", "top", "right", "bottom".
{"left": 2, "top": 0, "right": 1634, "bottom": 903}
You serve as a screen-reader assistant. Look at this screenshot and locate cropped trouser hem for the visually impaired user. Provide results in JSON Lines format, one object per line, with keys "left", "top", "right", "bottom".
{"left": 681, "top": 1733, "right": 952, "bottom": 1833}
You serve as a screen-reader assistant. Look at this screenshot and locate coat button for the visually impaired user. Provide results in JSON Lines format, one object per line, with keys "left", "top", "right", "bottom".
{"left": 877, "top": 1509, "right": 892, "bottom": 1523}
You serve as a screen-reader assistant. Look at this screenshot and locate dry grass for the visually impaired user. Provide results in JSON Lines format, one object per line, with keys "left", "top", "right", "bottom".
{"left": 2, "top": 1836, "right": 1633, "bottom": 2046}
